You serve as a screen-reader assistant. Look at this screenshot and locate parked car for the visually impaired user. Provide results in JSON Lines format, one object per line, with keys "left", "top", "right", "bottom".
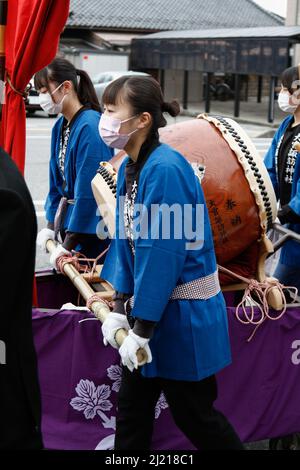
{"left": 92, "top": 71, "right": 150, "bottom": 103}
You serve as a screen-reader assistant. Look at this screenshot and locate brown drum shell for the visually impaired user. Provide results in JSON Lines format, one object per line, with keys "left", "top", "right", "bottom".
{"left": 110, "top": 119, "right": 261, "bottom": 266}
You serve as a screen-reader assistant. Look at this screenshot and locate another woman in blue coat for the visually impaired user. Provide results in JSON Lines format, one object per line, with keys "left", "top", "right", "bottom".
{"left": 35, "top": 58, "right": 113, "bottom": 267}
{"left": 264, "top": 66, "right": 300, "bottom": 292}
{"left": 99, "top": 76, "right": 243, "bottom": 450}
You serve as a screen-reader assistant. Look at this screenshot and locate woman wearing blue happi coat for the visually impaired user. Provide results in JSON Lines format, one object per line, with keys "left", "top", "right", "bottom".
{"left": 35, "top": 58, "right": 113, "bottom": 267}
{"left": 99, "top": 75, "right": 243, "bottom": 450}
{"left": 264, "top": 66, "right": 300, "bottom": 292}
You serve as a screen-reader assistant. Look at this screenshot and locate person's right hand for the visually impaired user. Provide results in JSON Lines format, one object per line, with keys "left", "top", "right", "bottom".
{"left": 37, "top": 228, "right": 55, "bottom": 253}
{"left": 119, "top": 330, "right": 152, "bottom": 372}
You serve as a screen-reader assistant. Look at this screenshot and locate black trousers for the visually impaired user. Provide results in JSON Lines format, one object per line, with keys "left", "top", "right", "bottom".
{"left": 115, "top": 367, "right": 244, "bottom": 451}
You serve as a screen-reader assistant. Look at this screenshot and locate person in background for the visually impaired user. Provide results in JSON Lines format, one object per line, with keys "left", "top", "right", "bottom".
{"left": 264, "top": 66, "right": 300, "bottom": 294}
{"left": 35, "top": 57, "right": 113, "bottom": 268}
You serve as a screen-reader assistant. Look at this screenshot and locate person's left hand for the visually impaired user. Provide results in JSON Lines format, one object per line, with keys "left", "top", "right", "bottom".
{"left": 37, "top": 228, "right": 55, "bottom": 252}
{"left": 119, "top": 330, "right": 152, "bottom": 372}
{"left": 49, "top": 245, "right": 71, "bottom": 270}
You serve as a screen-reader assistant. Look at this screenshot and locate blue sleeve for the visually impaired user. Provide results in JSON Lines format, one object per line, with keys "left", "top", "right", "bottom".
{"left": 264, "top": 117, "right": 291, "bottom": 200}
{"left": 130, "top": 162, "right": 197, "bottom": 322}
{"left": 66, "top": 124, "right": 113, "bottom": 233}
{"left": 264, "top": 138, "right": 279, "bottom": 199}
{"left": 289, "top": 164, "right": 300, "bottom": 216}
{"left": 45, "top": 124, "right": 64, "bottom": 223}
{"left": 100, "top": 159, "right": 134, "bottom": 293}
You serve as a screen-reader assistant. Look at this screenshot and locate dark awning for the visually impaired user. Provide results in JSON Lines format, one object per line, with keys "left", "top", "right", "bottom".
{"left": 131, "top": 26, "right": 300, "bottom": 76}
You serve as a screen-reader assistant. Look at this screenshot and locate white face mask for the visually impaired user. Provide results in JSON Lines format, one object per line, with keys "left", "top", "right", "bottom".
{"left": 99, "top": 113, "right": 139, "bottom": 149}
{"left": 278, "top": 91, "right": 298, "bottom": 114}
{"left": 39, "top": 82, "right": 66, "bottom": 115}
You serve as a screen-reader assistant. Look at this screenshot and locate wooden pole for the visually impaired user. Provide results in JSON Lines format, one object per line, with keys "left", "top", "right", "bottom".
{"left": 234, "top": 74, "right": 240, "bottom": 118}
{"left": 46, "top": 239, "right": 148, "bottom": 365}
{"left": 183, "top": 70, "right": 188, "bottom": 110}
{"left": 268, "top": 76, "right": 276, "bottom": 124}
{"left": 205, "top": 72, "right": 212, "bottom": 113}
{"left": 257, "top": 75, "right": 263, "bottom": 104}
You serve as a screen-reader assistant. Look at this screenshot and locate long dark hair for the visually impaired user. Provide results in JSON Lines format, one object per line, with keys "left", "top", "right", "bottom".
{"left": 102, "top": 75, "right": 180, "bottom": 138}
{"left": 281, "top": 66, "right": 300, "bottom": 95}
{"left": 34, "top": 57, "right": 101, "bottom": 112}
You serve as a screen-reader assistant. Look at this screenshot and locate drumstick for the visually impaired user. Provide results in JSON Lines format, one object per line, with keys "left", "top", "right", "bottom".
{"left": 45, "top": 239, "right": 148, "bottom": 366}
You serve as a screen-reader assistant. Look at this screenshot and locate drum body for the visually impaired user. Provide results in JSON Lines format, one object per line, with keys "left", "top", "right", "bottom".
{"left": 109, "top": 115, "right": 277, "bottom": 268}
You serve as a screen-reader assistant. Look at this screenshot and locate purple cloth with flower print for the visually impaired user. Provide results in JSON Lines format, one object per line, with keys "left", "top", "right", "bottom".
{"left": 32, "top": 308, "right": 193, "bottom": 450}
{"left": 32, "top": 306, "right": 300, "bottom": 450}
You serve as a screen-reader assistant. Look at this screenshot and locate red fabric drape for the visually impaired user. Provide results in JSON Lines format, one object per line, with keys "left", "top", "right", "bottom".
{"left": 0, "top": 0, "right": 70, "bottom": 174}
{"left": 0, "top": 0, "right": 70, "bottom": 306}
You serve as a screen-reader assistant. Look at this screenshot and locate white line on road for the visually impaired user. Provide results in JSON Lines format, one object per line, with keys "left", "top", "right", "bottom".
{"left": 34, "top": 201, "right": 46, "bottom": 217}
{"left": 27, "top": 136, "right": 51, "bottom": 139}
{"left": 26, "top": 128, "right": 53, "bottom": 131}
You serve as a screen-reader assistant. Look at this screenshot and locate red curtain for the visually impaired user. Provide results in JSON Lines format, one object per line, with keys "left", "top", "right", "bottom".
{"left": 0, "top": 0, "right": 70, "bottom": 307}
{"left": 0, "top": 0, "right": 70, "bottom": 174}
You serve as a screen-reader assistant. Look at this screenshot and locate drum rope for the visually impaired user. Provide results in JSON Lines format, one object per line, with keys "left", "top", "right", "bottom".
{"left": 56, "top": 246, "right": 110, "bottom": 279}
{"left": 56, "top": 246, "right": 111, "bottom": 308}
{"left": 218, "top": 265, "right": 298, "bottom": 342}
{"left": 86, "top": 295, "right": 113, "bottom": 311}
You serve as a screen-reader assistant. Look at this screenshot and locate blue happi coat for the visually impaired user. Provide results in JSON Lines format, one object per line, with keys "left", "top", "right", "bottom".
{"left": 101, "top": 143, "right": 231, "bottom": 381}
{"left": 45, "top": 109, "right": 113, "bottom": 255}
{"left": 264, "top": 115, "right": 300, "bottom": 267}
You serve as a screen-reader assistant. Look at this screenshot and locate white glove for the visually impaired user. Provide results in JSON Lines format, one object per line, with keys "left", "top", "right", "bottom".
{"left": 49, "top": 245, "right": 71, "bottom": 270}
{"left": 119, "top": 329, "right": 152, "bottom": 372}
{"left": 101, "top": 312, "right": 130, "bottom": 349}
{"left": 37, "top": 228, "right": 55, "bottom": 252}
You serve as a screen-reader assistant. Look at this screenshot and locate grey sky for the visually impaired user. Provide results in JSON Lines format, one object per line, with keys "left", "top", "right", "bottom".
{"left": 253, "top": 0, "right": 287, "bottom": 17}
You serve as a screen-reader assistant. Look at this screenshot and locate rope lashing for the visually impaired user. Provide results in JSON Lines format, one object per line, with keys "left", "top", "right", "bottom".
{"left": 56, "top": 246, "right": 110, "bottom": 307}
{"left": 86, "top": 294, "right": 113, "bottom": 312}
{"left": 56, "top": 246, "right": 109, "bottom": 278}
{"left": 218, "top": 265, "right": 298, "bottom": 342}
